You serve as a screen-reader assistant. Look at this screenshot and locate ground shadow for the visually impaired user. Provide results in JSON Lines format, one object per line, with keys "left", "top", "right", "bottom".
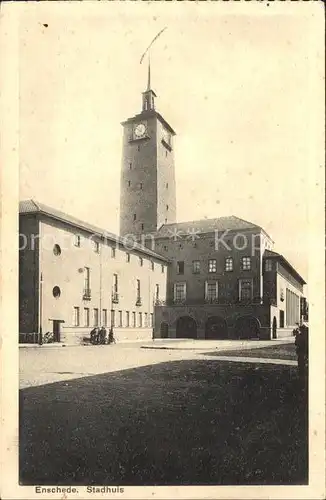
{"left": 20, "top": 358, "right": 308, "bottom": 486}
{"left": 201, "top": 342, "right": 297, "bottom": 360}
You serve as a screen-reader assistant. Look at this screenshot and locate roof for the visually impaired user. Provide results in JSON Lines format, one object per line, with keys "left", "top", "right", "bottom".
{"left": 19, "top": 199, "right": 169, "bottom": 263}
{"left": 155, "top": 216, "right": 268, "bottom": 238}
{"left": 264, "top": 249, "right": 306, "bottom": 285}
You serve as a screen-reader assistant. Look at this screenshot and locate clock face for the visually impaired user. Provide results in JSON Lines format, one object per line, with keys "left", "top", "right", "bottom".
{"left": 134, "top": 123, "right": 147, "bottom": 139}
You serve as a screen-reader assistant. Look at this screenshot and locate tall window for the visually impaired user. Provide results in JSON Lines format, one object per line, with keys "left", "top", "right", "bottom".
{"left": 133, "top": 214, "right": 137, "bottom": 221}
{"left": 111, "top": 310, "right": 115, "bottom": 327}
{"left": 192, "top": 260, "right": 200, "bottom": 274}
{"left": 139, "top": 257, "right": 143, "bottom": 267}
{"left": 155, "top": 284, "right": 160, "bottom": 302}
{"left": 73, "top": 307, "right": 80, "bottom": 327}
{"left": 113, "top": 274, "right": 118, "bottom": 293}
{"left": 144, "top": 312, "right": 148, "bottom": 327}
{"left": 93, "top": 308, "right": 99, "bottom": 326}
{"left": 84, "top": 307, "right": 90, "bottom": 327}
{"left": 132, "top": 312, "right": 136, "bottom": 328}
{"left": 74, "top": 234, "right": 81, "bottom": 247}
{"left": 174, "top": 282, "right": 186, "bottom": 303}
{"left": 150, "top": 313, "right": 153, "bottom": 328}
{"left": 92, "top": 240, "right": 99, "bottom": 253}
{"left": 265, "top": 259, "right": 272, "bottom": 271}
{"left": 241, "top": 257, "right": 251, "bottom": 271}
{"left": 161, "top": 265, "right": 165, "bottom": 273}
{"left": 208, "top": 259, "right": 217, "bottom": 273}
{"left": 177, "top": 261, "right": 184, "bottom": 274}
{"left": 151, "top": 261, "right": 155, "bottom": 271}
{"left": 118, "top": 310, "right": 123, "bottom": 327}
{"left": 126, "top": 311, "right": 130, "bottom": 327}
{"left": 239, "top": 279, "right": 253, "bottom": 301}
{"left": 126, "top": 252, "right": 130, "bottom": 263}
{"left": 102, "top": 309, "right": 107, "bottom": 327}
{"left": 136, "top": 279, "right": 141, "bottom": 300}
{"left": 139, "top": 312, "right": 142, "bottom": 328}
{"left": 139, "top": 182, "right": 143, "bottom": 190}
{"left": 225, "top": 257, "right": 233, "bottom": 272}
{"left": 205, "top": 281, "right": 218, "bottom": 302}
{"left": 111, "top": 247, "right": 116, "bottom": 258}
{"left": 84, "top": 267, "right": 90, "bottom": 291}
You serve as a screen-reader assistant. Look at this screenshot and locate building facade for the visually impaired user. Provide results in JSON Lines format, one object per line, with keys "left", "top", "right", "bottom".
{"left": 19, "top": 200, "right": 168, "bottom": 344}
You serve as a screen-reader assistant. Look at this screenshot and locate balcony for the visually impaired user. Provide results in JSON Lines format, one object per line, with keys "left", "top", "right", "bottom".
{"left": 154, "top": 296, "right": 277, "bottom": 307}
{"left": 136, "top": 297, "right": 142, "bottom": 306}
{"left": 83, "top": 288, "right": 91, "bottom": 300}
{"left": 112, "top": 292, "right": 119, "bottom": 304}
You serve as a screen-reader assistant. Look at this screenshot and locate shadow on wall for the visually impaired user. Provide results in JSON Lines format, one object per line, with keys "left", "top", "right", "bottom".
{"left": 20, "top": 359, "right": 308, "bottom": 486}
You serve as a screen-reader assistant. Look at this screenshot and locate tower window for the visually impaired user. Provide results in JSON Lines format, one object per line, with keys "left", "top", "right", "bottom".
{"left": 133, "top": 214, "right": 137, "bottom": 221}
{"left": 129, "top": 163, "right": 132, "bottom": 170}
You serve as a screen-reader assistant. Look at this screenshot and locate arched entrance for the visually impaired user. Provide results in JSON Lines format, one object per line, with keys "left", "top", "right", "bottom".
{"left": 235, "top": 316, "right": 260, "bottom": 340}
{"left": 272, "top": 316, "right": 277, "bottom": 339}
{"left": 160, "top": 322, "right": 169, "bottom": 339}
{"left": 176, "top": 316, "right": 197, "bottom": 339}
{"left": 205, "top": 316, "right": 228, "bottom": 339}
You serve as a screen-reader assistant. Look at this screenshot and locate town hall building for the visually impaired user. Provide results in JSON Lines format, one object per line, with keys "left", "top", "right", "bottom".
{"left": 19, "top": 64, "right": 308, "bottom": 343}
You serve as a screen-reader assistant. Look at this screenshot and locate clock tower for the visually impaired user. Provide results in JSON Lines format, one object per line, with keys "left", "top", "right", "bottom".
{"left": 119, "top": 63, "right": 177, "bottom": 238}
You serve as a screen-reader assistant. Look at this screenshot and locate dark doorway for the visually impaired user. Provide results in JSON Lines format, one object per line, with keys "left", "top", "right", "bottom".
{"left": 279, "top": 310, "right": 284, "bottom": 328}
{"left": 176, "top": 316, "right": 197, "bottom": 339}
{"left": 272, "top": 316, "right": 277, "bottom": 339}
{"left": 160, "top": 322, "right": 169, "bottom": 339}
{"left": 235, "top": 316, "right": 260, "bottom": 340}
{"left": 205, "top": 316, "right": 228, "bottom": 339}
{"left": 52, "top": 320, "right": 62, "bottom": 342}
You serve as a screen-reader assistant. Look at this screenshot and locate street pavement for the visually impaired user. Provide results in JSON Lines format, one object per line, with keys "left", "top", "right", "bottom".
{"left": 19, "top": 339, "right": 296, "bottom": 389}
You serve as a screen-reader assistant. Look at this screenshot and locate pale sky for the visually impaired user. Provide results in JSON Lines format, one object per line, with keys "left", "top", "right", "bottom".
{"left": 18, "top": 2, "right": 324, "bottom": 282}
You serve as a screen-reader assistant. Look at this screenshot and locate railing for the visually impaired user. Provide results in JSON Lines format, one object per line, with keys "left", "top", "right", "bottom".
{"left": 83, "top": 288, "right": 92, "bottom": 300}
{"left": 155, "top": 296, "right": 277, "bottom": 307}
{"left": 112, "top": 292, "right": 119, "bottom": 304}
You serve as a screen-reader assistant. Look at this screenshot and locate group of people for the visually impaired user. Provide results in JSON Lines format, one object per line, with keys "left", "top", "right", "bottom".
{"left": 90, "top": 326, "right": 116, "bottom": 345}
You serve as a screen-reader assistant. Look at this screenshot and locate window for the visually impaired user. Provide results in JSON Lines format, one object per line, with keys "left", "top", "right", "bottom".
{"left": 53, "top": 244, "right": 61, "bottom": 256}
{"left": 141, "top": 223, "right": 144, "bottom": 231}
{"left": 74, "top": 234, "right": 81, "bottom": 247}
{"left": 92, "top": 240, "right": 99, "bottom": 253}
{"left": 84, "top": 267, "right": 90, "bottom": 290}
{"left": 139, "top": 257, "right": 143, "bottom": 267}
{"left": 102, "top": 309, "right": 107, "bottom": 327}
{"left": 208, "top": 259, "right": 217, "bottom": 273}
{"left": 279, "top": 310, "right": 285, "bottom": 328}
{"left": 174, "top": 282, "right": 186, "bottom": 303}
{"left": 53, "top": 286, "right": 61, "bottom": 298}
{"left": 137, "top": 145, "right": 140, "bottom": 151}
{"left": 126, "top": 311, "right": 130, "bottom": 327}
{"left": 239, "top": 279, "right": 253, "bottom": 301}
{"left": 139, "top": 312, "right": 143, "bottom": 328}
{"left": 163, "top": 246, "right": 168, "bottom": 251}
{"left": 144, "top": 312, "right": 148, "bottom": 327}
{"left": 93, "top": 308, "right": 99, "bottom": 326}
{"left": 150, "top": 313, "right": 153, "bottom": 328}
{"left": 177, "top": 261, "right": 184, "bottom": 275}
{"left": 128, "top": 180, "right": 131, "bottom": 187}
{"left": 161, "top": 265, "right": 165, "bottom": 273}
{"left": 165, "top": 218, "right": 167, "bottom": 223}
{"left": 151, "top": 261, "right": 155, "bottom": 271}
{"left": 111, "top": 247, "right": 116, "bottom": 258}
{"left": 73, "top": 307, "right": 80, "bottom": 326}
{"left": 155, "top": 284, "right": 160, "bottom": 302}
{"left": 241, "top": 257, "right": 251, "bottom": 271}
{"left": 136, "top": 279, "right": 141, "bottom": 300}
{"left": 111, "top": 310, "right": 115, "bottom": 327}
{"left": 265, "top": 259, "right": 273, "bottom": 272}
{"left": 132, "top": 312, "right": 136, "bottom": 328}
{"left": 205, "top": 281, "right": 218, "bottom": 302}
{"left": 133, "top": 213, "right": 137, "bottom": 221}
{"left": 225, "top": 257, "right": 233, "bottom": 272}
{"left": 129, "top": 162, "right": 132, "bottom": 170}
{"left": 166, "top": 183, "right": 169, "bottom": 189}
{"left": 192, "top": 260, "right": 200, "bottom": 274}
{"left": 118, "top": 310, "right": 123, "bottom": 327}
{"left": 84, "top": 307, "right": 90, "bottom": 327}
{"left": 166, "top": 205, "right": 169, "bottom": 211}
{"left": 139, "top": 183, "right": 143, "bottom": 190}
{"left": 126, "top": 253, "right": 130, "bottom": 263}
{"left": 112, "top": 274, "right": 118, "bottom": 302}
